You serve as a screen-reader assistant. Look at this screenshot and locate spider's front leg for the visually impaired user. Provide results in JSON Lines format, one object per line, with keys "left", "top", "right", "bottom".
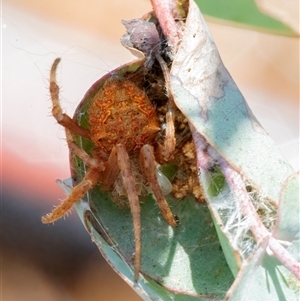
{"left": 50, "top": 58, "right": 90, "bottom": 139}
{"left": 41, "top": 167, "right": 101, "bottom": 223}
{"left": 42, "top": 128, "right": 104, "bottom": 224}
{"left": 140, "top": 144, "right": 178, "bottom": 227}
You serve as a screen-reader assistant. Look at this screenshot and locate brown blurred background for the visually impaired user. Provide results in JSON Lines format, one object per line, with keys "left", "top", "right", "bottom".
{"left": 2, "top": 0, "right": 298, "bottom": 300}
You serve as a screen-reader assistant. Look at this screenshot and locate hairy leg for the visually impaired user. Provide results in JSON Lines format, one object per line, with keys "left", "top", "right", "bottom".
{"left": 41, "top": 168, "right": 100, "bottom": 223}
{"left": 155, "top": 53, "right": 176, "bottom": 161}
{"left": 100, "top": 146, "right": 120, "bottom": 190}
{"left": 65, "top": 128, "right": 104, "bottom": 170}
{"left": 140, "top": 144, "right": 178, "bottom": 227}
{"left": 50, "top": 58, "right": 90, "bottom": 139}
{"left": 115, "top": 144, "right": 141, "bottom": 281}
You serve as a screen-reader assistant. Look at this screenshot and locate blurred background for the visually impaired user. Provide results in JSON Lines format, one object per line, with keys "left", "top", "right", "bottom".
{"left": 2, "top": 0, "right": 299, "bottom": 300}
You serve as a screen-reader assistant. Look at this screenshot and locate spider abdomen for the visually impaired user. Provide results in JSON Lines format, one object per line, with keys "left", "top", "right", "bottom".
{"left": 89, "top": 78, "right": 160, "bottom": 153}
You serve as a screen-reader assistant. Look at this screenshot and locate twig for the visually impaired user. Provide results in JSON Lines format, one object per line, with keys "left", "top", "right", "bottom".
{"left": 150, "top": 0, "right": 180, "bottom": 54}
{"left": 268, "top": 237, "right": 300, "bottom": 280}
{"left": 217, "top": 152, "right": 300, "bottom": 281}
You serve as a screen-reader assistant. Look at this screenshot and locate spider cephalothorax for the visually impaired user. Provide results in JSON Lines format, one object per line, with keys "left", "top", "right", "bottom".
{"left": 42, "top": 58, "right": 179, "bottom": 281}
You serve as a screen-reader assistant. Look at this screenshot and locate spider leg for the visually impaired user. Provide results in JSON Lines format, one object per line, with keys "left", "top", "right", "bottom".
{"left": 155, "top": 53, "right": 176, "bottom": 161}
{"left": 115, "top": 144, "right": 141, "bottom": 281}
{"left": 65, "top": 128, "right": 104, "bottom": 170}
{"left": 50, "top": 58, "right": 90, "bottom": 139}
{"left": 140, "top": 144, "right": 178, "bottom": 227}
{"left": 41, "top": 168, "right": 100, "bottom": 224}
{"left": 100, "top": 146, "right": 120, "bottom": 190}
{"left": 163, "top": 108, "right": 176, "bottom": 160}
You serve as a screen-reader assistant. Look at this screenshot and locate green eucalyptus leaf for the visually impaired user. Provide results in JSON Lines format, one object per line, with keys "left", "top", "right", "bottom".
{"left": 194, "top": 0, "right": 297, "bottom": 36}
{"left": 201, "top": 170, "right": 242, "bottom": 277}
{"left": 170, "top": 0, "right": 298, "bottom": 299}
{"left": 274, "top": 172, "right": 300, "bottom": 241}
{"left": 205, "top": 167, "right": 225, "bottom": 198}
{"left": 67, "top": 60, "right": 234, "bottom": 299}
{"left": 225, "top": 239, "right": 300, "bottom": 301}
{"left": 170, "top": 0, "right": 294, "bottom": 203}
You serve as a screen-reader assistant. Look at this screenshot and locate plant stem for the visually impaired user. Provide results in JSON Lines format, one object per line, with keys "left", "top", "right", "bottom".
{"left": 218, "top": 153, "right": 300, "bottom": 281}
{"left": 268, "top": 237, "right": 300, "bottom": 281}
{"left": 150, "top": 0, "right": 180, "bottom": 54}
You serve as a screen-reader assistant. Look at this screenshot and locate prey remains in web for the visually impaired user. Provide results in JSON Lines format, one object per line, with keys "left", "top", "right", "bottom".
{"left": 42, "top": 15, "right": 205, "bottom": 282}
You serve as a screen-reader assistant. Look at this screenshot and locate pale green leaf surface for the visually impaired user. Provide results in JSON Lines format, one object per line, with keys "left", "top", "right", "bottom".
{"left": 170, "top": 0, "right": 294, "bottom": 205}
{"left": 85, "top": 190, "right": 233, "bottom": 298}
{"left": 59, "top": 176, "right": 233, "bottom": 300}
{"left": 226, "top": 240, "right": 299, "bottom": 301}
{"left": 201, "top": 170, "right": 242, "bottom": 277}
{"left": 194, "top": 0, "right": 297, "bottom": 36}
{"left": 274, "top": 172, "right": 300, "bottom": 241}
{"left": 170, "top": 1, "right": 298, "bottom": 299}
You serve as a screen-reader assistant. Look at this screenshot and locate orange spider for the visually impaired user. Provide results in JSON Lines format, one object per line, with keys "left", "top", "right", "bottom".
{"left": 42, "top": 58, "right": 178, "bottom": 281}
